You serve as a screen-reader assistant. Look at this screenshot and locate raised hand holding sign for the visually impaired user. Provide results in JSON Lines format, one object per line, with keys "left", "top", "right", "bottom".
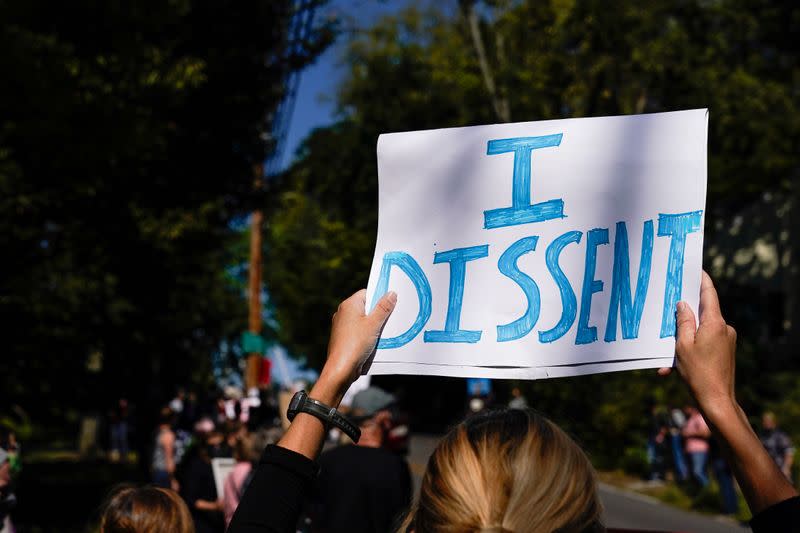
{"left": 366, "top": 110, "right": 708, "bottom": 379}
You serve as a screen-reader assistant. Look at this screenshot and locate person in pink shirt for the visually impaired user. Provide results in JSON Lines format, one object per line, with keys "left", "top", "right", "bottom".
{"left": 223, "top": 428, "right": 282, "bottom": 527}
{"left": 683, "top": 405, "right": 712, "bottom": 486}
{"left": 223, "top": 433, "right": 258, "bottom": 527}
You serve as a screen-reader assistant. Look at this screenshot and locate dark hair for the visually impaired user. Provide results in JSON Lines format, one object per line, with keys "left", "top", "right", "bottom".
{"left": 158, "top": 407, "right": 174, "bottom": 425}
{"left": 100, "top": 485, "right": 193, "bottom": 533}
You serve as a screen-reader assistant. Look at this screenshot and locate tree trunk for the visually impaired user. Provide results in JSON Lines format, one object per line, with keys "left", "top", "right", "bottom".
{"left": 461, "top": 0, "right": 510, "bottom": 122}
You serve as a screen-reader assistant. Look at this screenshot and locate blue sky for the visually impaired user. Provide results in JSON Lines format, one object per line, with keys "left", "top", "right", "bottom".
{"left": 279, "top": 0, "right": 411, "bottom": 170}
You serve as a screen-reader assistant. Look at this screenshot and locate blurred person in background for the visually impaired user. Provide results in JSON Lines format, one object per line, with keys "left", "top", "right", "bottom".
{"left": 710, "top": 438, "right": 739, "bottom": 516}
{"left": 0, "top": 424, "right": 20, "bottom": 533}
{"left": 152, "top": 407, "right": 177, "bottom": 489}
{"left": 100, "top": 485, "right": 193, "bottom": 533}
{"left": 194, "top": 417, "right": 216, "bottom": 436}
{"left": 682, "top": 404, "right": 711, "bottom": 487}
{"left": 224, "top": 386, "right": 243, "bottom": 422}
{"left": 245, "top": 389, "right": 281, "bottom": 431}
{"left": 311, "top": 386, "right": 411, "bottom": 533}
{"left": 179, "top": 391, "right": 200, "bottom": 432}
{"left": 108, "top": 398, "right": 130, "bottom": 463}
{"left": 668, "top": 405, "right": 688, "bottom": 482}
{"left": 170, "top": 388, "right": 186, "bottom": 417}
{"left": 760, "top": 411, "right": 795, "bottom": 482}
{"left": 508, "top": 386, "right": 528, "bottom": 410}
{"left": 223, "top": 420, "right": 245, "bottom": 452}
{"left": 647, "top": 405, "right": 670, "bottom": 482}
{"left": 466, "top": 377, "right": 492, "bottom": 415}
{"left": 214, "top": 396, "right": 228, "bottom": 427}
{"left": 223, "top": 428, "right": 283, "bottom": 527}
{"left": 0, "top": 446, "right": 16, "bottom": 533}
{"left": 179, "top": 431, "right": 225, "bottom": 533}
{"left": 0, "top": 426, "right": 19, "bottom": 479}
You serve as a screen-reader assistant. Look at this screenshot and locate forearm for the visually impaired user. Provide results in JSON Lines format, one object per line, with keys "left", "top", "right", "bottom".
{"left": 703, "top": 399, "right": 797, "bottom": 514}
{"left": 195, "top": 499, "right": 221, "bottom": 511}
{"left": 276, "top": 371, "right": 348, "bottom": 461}
{"left": 229, "top": 288, "right": 396, "bottom": 533}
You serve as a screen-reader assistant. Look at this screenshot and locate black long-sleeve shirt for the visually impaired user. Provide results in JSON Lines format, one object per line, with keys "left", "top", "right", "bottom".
{"left": 312, "top": 444, "right": 411, "bottom": 532}
{"left": 229, "top": 444, "right": 800, "bottom": 533}
{"left": 228, "top": 445, "right": 318, "bottom": 533}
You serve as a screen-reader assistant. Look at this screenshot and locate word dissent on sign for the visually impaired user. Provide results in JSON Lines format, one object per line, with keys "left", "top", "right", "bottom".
{"left": 366, "top": 109, "right": 708, "bottom": 379}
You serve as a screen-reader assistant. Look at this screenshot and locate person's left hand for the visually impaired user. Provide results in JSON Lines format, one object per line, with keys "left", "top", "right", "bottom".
{"left": 322, "top": 289, "right": 397, "bottom": 392}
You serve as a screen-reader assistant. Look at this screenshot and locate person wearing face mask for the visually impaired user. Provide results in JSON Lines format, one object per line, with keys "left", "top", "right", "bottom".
{"left": 310, "top": 386, "right": 411, "bottom": 533}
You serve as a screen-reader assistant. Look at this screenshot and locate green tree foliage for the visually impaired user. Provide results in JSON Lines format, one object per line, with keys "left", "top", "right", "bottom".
{"left": 265, "top": 0, "right": 799, "bottom": 464}
{"left": 265, "top": 7, "right": 496, "bottom": 361}
{"left": 0, "top": 0, "right": 331, "bottom": 421}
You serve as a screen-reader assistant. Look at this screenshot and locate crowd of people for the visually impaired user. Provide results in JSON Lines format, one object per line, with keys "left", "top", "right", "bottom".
{"left": 87, "top": 274, "right": 799, "bottom": 532}
{"left": 96, "top": 374, "right": 413, "bottom": 533}
{"left": 95, "top": 378, "right": 413, "bottom": 533}
{"left": 141, "top": 387, "right": 285, "bottom": 533}
{"left": 648, "top": 401, "right": 795, "bottom": 516}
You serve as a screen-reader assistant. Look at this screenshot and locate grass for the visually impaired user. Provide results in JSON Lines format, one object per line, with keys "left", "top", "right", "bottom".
{"left": 598, "top": 469, "right": 753, "bottom": 523}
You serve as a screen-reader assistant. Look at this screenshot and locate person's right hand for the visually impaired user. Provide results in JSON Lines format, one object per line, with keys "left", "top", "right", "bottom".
{"left": 671, "top": 271, "right": 738, "bottom": 416}
{"left": 321, "top": 289, "right": 397, "bottom": 394}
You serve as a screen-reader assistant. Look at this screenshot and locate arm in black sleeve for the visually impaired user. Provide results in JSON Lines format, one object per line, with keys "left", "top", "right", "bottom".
{"left": 750, "top": 496, "right": 800, "bottom": 533}
{"left": 228, "top": 445, "right": 318, "bottom": 533}
{"left": 227, "top": 289, "right": 398, "bottom": 531}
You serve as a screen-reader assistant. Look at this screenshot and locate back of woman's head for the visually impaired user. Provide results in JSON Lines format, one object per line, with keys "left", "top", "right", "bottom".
{"left": 100, "top": 485, "right": 194, "bottom": 533}
{"left": 233, "top": 432, "right": 258, "bottom": 463}
{"left": 158, "top": 407, "right": 175, "bottom": 426}
{"left": 403, "top": 408, "right": 603, "bottom": 533}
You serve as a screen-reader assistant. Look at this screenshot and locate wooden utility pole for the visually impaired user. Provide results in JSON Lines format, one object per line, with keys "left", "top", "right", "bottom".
{"left": 243, "top": 1, "right": 319, "bottom": 390}
{"left": 246, "top": 163, "right": 264, "bottom": 391}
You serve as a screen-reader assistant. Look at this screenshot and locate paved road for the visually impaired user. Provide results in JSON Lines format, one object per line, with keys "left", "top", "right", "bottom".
{"left": 408, "top": 434, "right": 746, "bottom": 533}
{"left": 598, "top": 482, "right": 745, "bottom": 532}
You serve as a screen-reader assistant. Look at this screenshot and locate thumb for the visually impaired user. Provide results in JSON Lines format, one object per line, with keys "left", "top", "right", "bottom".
{"left": 675, "top": 301, "right": 697, "bottom": 352}
{"left": 368, "top": 291, "right": 397, "bottom": 327}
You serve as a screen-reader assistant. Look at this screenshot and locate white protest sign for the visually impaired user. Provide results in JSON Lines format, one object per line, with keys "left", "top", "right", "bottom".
{"left": 211, "top": 457, "right": 236, "bottom": 501}
{"left": 365, "top": 110, "right": 707, "bottom": 379}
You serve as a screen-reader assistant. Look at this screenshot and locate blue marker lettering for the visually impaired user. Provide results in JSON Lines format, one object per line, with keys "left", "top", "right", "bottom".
{"left": 658, "top": 211, "right": 703, "bottom": 337}
{"left": 576, "top": 228, "right": 609, "bottom": 344}
{"left": 539, "top": 230, "right": 582, "bottom": 343}
{"left": 483, "top": 134, "right": 565, "bottom": 229}
{"left": 496, "top": 236, "right": 540, "bottom": 342}
{"left": 370, "top": 251, "right": 432, "bottom": 348}
{"left": 604, "top": 220, "right": 654, "bottom": 342}
{"left": 424, "top": 245, "right": 489, "bottom": 343}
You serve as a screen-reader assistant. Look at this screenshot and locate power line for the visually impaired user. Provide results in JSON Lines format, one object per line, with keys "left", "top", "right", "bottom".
{"left": 264, "top": 0, "right": 318, "bottom": 177}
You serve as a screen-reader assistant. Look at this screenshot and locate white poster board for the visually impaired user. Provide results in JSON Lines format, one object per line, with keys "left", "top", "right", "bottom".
{"left": 211, "top": 457, "right": 236, "bottom": 501}
{"left": 365, "top": 110, "right": 708, "bottom": 379}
